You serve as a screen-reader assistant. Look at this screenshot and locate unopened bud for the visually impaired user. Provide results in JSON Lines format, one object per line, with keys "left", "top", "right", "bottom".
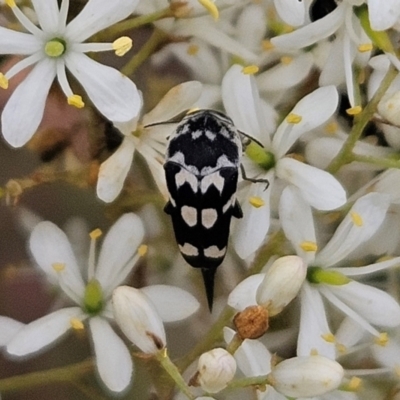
{"left": 191, "top": 348, "right": 236, "bottom": 393}
{"left": 112, "top": 286, "right": 166, "bottom": 354}
{"left": 256, "top": 256, "right": 306, "bottom": 316}
{"left": 378, "top": 91, "right": 400, "bottom": 126}
{"left": 269, "top": 355, "right": 344, "bottom": 398}
{"left": 233, "top": 305, "right": 269, "bottom": 339}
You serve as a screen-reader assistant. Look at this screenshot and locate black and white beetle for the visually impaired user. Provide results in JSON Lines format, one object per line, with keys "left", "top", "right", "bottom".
{"left": 164, "top": 109, "right": 245, "bottom": 311}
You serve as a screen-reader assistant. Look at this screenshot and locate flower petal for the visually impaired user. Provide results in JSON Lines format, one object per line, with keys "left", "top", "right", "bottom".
{"left": 315, "top": 193, "right": 390, "bottom": 267}
{"left": 273, "top": 0, "right": 306, "bottom": 26}
{"left": 0, "top": 27, "right": 42, "bottom": 54}
{"left": 2, "top": 58, "right": 56, "bottom": 148}
{"left": 276, "top": 158, "right": 347, "bottom": 210}
{"left": 272, "top": 86, "right": 339, "bottom": 158}
{"left": 270, "top": 4, "right": 345, "bottom": 50}
{"left": 329, "top": 281, "right": 400, "bottom": 328}
{"left": 30, "top": 221, "right": 85, "bottom": 300}
{"left": 31, "top": 0, "right": 60, "bottom": 32}
{"left": 279, "top": 186, "right": 316, "bottom": 264}
{"left": 65, "top": 52, "right": 141, "bottom": 122}
{"left": 297, "top": 284, "right": 336, "bottom": 359}
{"left": 96, "top": 213, "right": 144, "bottom": 295}
{"left": 227, "top": 274, "right": 265, "bottom": 311}
{"left": 368, "top": 0, "right": 400, "bottom": 31}
{"left": 97, "top": 137, "right": 135, "bottom": 203}
{"left": 143, "top": 81, "right": 203, "bottom": 125}
{"left": 7, "top": 307, "right": 82, "bottom": 356}
{"left": 0, "top": 317, "right": 24, "bottom": 346}
{"left": 89, "top": 317, "right": 133, "bottom": 392}
{"left": 141, "top": 285, "right": 200, "bottom": 322}
{"left": 66, "top": 0, "right": 140, "bottom": 42}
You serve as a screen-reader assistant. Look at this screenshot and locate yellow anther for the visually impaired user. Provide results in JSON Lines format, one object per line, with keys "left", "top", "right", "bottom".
{"left": 198, "top": 0, "right": 219, "bottom": 20}
{"left": 336, "top": 343, "right": 347, "bottom": 354}
{"left": 6, "top": 0, "right": 16, "bottom": 7}
{"left": 187, "top": 44, "right": 200, "bottom": 56}
{"left": 262, "top": 39, "right": 274, "bottom": 51}
{"left": 68, "top": 95, "right": 85, "bottom": 109}
{"left": 310, "top": 348, "right": 319, "bottom": 356}
{"left": 346, "top": 106, "right": 362, "bottom": 115}
{"left": 358, "top": 43, "right": 373, "bottom": 53}
{"left": 0, "top": 73, "right": 9, "bottom": 89}
{"left": 286, "top": 113, "right": 302, "bottom": 124}
{"left": 348, "top": 376, "right": 362, "bottom": 391}
{"left": 242, "top": 65, "right": 259, "bottom": 75}
{"left": 374, "top": 332, "right": 388, "bottom": 346}
{"left": 52, "top": 262, "right": 66, "bottom": 272}
{"left": 325, "top": 121, "right": 338, "bottom": 134}
{"left": 280, "top": 56, "right": 293, "bottom": 65}
{"left": 113, "top": 36, "right": 132, "bottom": 57}
{"left": 300, "top": 241, "right": 318, "bottom": 252}
{"left": 90, "top": 228, "right": 102, "bottom": 240}
{"left": 321, "top": 333, "right": 335, "bottom": 343}
{"left": 249, "top": 196, "right": 265, "bottom": 208}
{"left": 138, "top": 244, "right": 148, "bottom": 257}
{"left": 70, "top": 318, "right": 84, "bottom": 330}
{"left": 350, "top": 212, "right": 363, "bottom": 227}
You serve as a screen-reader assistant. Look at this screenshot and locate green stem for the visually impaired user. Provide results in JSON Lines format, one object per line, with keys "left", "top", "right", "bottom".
{"left": 227, "top": 374, "right": 270, "bottom": 389}
{"left": 121, "top": 28, "right": 169, "bottom": 76}
{"left": 351, "top": 154, "right": 400, "bottom": 169}
{"left": 156, "top": 349, "right": 195, "bottom": 400}
{"left": 98, "top": 8, "right": 174, "bottom": 39}
{"left": 327, "top": 65, "right": 398, "bottom": 174}
{"left": 0, "top": 359, "right": 93, "bottom": 393}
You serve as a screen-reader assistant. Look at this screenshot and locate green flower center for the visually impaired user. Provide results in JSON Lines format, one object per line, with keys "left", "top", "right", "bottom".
{"left": 44, "top": 38, "right": 67, "bottom": 58}
{"left": 84, "top": 279, "right": 104, "bottom": 315}
{"left": 307, "top": 266, "right": 351, "bottom": 286}
{"left": 245, "top": 141, "right": 275, "bottom": 170}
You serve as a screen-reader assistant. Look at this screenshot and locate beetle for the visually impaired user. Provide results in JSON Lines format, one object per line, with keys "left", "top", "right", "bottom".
{"left": 164, "top": 109, "right": 244, "bottom": 311}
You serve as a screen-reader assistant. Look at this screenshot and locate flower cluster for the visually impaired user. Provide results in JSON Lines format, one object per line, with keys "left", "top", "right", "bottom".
{"left": 1, "top": 0, "right": 400, "bottom": 399}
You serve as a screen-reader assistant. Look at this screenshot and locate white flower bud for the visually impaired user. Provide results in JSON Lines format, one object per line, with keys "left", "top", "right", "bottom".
{"left": 256, "top": 255, "right": 306, "bottom": 316}
{"left": 378, "top": 91, "right": 400, "bottom": 126}
{"left": 269, "top": 355, "right": 344, "bottom": 398}
{"left": 112, "top": 286, "right": 166, "bottom": 354}
{"left": 193, "top": 348, "right": 236, "bottom": 393}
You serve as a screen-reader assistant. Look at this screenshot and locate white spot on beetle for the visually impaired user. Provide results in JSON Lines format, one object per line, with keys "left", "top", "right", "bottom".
{"left": 175, "top": 169, "right": 198, "bottom": 193}
{"left": 179, "top": 243, "right": 199, "bottom": 256}
{"left": 201, "top": 172, "right": 225, "bottom": 194}
{"left": 205, "top": 130, "right": 216, "bottom": 140}
{"left": 222, "top": 194, "right": 235, "bottom": 213}
{"left": 181, "top": 205, "right": 197, "bottom": 227}
{"left": 202, "top": 208, "right": 218, "bottom": 228}
{"left": 192, "top": 130, "right": 202, "bottom": 139}
{"left": 204, "top": 246, "right": 226, "bottom": 258}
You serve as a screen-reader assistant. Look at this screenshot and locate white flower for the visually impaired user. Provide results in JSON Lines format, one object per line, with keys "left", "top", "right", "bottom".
{"left": 0, "top": 317, "right": 24, "bottom": 346}
{"left": 269, "top": 355, "right": 344, "bottom": 398}
{"left": 97, "top": 81, "right": 203, "bottom": 202}
{"left": 6, "top": 213, "right": 145, "bottom": 392}
{"left": 279, "top": 186, "right": 400, "bottom": 359}
{"left": 222, "top": 64, "right": 346, "bottom": 259}
{"left": 194, "top": 348, "right": 236, "bottom": 393}
{"left": 0, "top": 0, "right": 141, "bottom": 148}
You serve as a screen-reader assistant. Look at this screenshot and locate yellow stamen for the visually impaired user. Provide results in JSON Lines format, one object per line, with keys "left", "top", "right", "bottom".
{"left": 350, "top": 212, "right": 363, "bottom": 227}
{"left": 358, "top": 43, "right": 373, "bottom": 53}
{"left": 321, "top": 333, "right": 335, "bottom": 343}
{"left": 68, "top": 95, "right": 85, "bottom": 108}
{"left": 70, "top": 318, "right": 84, "bottom": 330}
{"left": 310, "top": 348, "right": 319, "bottom": 356}
{"left": 138, "top": 244, "right": 148, "bottom": 256}
{"left": 262, "top": 39, "right": 274, "bottom": 51}
{"left": 286, "top": 113, "right": 302, "bottom": 124}
{"left": 249, "top": 196, "right": 265, "bottom": 208}
{"left": 374, "top": 332, "right": 388, "bottom": 346}
{"left": 336, "top": 343, "right": 347, "bottom": 354}
{"left": 0, "top": 73, "right": 9, "bottom": 89}
{"left": 280, "top": 56, "right": 293, "bottom": 65}
{"left": 113, "top": 36, "right": 132, "bottom": 57}
{"left": 52, "top": 262, "right": 66, "bottom": 272}
{"left": 6, "top": 0, "right": 16, "bottom": 7}
{"left": 242, "top": 65, "right": 259, "bottom": 75}
{"left": 187, "top": 44, "right": 199, "bottom": 56}
{"left": 325, "top": 121, "right": 338, "bottom": 134}
{"left": 348, "top": 376, "right": 362, "bottom": 391}
{"left": 198, "top": 0, "right": 219, "bottom": 20}
{"left": 346, "top": 106, "right": 362, "bottom": 115}
{"left": 300, "top": 241, "right": 318, "bottom": 252}
{"left": 90, "top": 228, "right": 102, "bottom": 240}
